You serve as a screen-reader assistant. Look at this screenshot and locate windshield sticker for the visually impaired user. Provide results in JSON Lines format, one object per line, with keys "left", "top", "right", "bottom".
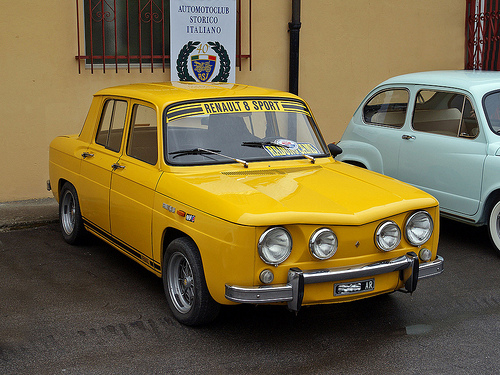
{"left": 166, "top": 99, "right": 310, "bottom": 122}
{"left": 264, "top": 143, "right": 321, "bottom": 157}
{"left": 273, "top": 139, "right": 298, "bottom": 149}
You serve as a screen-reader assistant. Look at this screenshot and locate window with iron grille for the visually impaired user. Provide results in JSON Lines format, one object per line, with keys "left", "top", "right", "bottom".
{"left": 77, "top": 0, "right": 169, "bottom": 73}
{"left": 76, "top": 0, "right": 252, "bottom": 73}
{"left": 466, "top": 0, "right": 500, "bottom": 70}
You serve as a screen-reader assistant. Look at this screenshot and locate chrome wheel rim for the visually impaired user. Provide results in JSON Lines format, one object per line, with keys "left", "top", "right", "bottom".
{"left": 496, "top": 210, "right": 500, "bottom": 239}
{"left": 61, "top": 190, "right": 76, "bottom": 235}
{"left": 489, "top": 201, "right": 500, "bottom": 252}
{"left": 167, "top": 252, "right": 194, "bottom": 314}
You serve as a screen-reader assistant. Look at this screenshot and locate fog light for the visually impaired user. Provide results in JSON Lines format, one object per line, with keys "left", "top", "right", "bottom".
{"left": 259, "top": 269, "right": 274, "bottom": 284}
{"left": 419, "top": 248, "right": 432, "bottom": 262}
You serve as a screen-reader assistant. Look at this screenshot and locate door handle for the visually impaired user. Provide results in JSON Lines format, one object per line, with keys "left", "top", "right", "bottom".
{"left": 111, "top": 163, "right": 126, "bottom": 171}
{"left": 82, "top": 152, "right": 94, "bottom": 159}
{"left": 402, "top": 135, "right": 416, "bottom": 140}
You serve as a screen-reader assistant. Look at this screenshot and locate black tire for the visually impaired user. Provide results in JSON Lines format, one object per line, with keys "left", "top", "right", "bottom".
{"left": 59, "top": 182, "right": 86, "bottom": 245}
{"left": 488, "top": 199, "right": 500, "bottom": 256}
{"left": 163, "top": 237, "right": 220, "bottom": 326}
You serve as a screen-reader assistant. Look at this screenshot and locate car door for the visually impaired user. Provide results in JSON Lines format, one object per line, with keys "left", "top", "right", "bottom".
{"left": 79, "top": 98, "right": 128, "bottom": 233}
{"left": 351, "top": 87, "right": 411, "bottom": 176}
{"left": 109, "top": 102, "right": 162, "bottom": 260}
{"left": 397, "top": 88, "right": 486, "bottom": 216}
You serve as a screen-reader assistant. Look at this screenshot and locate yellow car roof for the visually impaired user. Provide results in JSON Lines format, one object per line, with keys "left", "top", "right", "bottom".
{"left": 95, "top": 82, "right": 300, "bottom": 107}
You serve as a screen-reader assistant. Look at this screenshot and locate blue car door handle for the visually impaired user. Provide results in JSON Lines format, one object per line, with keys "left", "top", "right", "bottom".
{"left": 402, "top": 135, "right": 416, "bottom": 140}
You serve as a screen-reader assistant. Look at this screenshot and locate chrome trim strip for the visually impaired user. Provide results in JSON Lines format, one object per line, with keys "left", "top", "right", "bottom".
{"left": 224, "top": 284, "right": 293, "bottom": 304}
{"left": 418, "top": 255, "right": 444, "bottom": 279}
{"left": 298, "top": 254, "right": 413, "bottom": 285}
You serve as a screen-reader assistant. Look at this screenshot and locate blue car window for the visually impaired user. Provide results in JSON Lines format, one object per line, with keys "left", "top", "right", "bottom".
{"left": 413, "top": 90, "right": 478, "bottom": 138}
{"left": 363, "top": 89, "right": 408, "bottom": 128}
{"left": 484, "top": 91, "right": 500, "bottom": 134}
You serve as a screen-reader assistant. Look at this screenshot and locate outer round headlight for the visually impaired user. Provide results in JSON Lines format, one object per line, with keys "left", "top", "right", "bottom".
{"left": 258, "top": 227, "right": 292, "bottom": 265}
{"left": 405, "top": 211, "right": 433, "bottom": 246}
{"left": 375, "top": 221, "right": 401, "bottom": 251}
{"left": 309, "top": 228, "right": 338, "bottom": 260}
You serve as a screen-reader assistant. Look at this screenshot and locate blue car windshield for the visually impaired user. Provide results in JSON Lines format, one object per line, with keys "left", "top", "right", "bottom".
{"left": 483, "top": 91, "right": 500, "bottom": 135}
{"left": 163, "top": 98, "right": 329, "bottom": 165}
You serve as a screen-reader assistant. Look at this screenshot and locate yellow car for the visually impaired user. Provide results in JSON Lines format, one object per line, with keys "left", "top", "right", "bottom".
{"left": 48, "top": 82, "right": 444, "bottom": 325}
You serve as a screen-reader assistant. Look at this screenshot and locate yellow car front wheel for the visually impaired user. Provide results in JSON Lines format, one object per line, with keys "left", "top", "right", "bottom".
{"left": 163, "top": 237, "right": 220, "bottom": 326}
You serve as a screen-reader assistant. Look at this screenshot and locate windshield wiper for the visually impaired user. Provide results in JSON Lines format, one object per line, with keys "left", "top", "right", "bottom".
{"left": 241, "top": 141, "right": 276, "bottom": 148}
{"left": 241, "top": 141, "right": 316, "bottom": 164}
{"left": 169, "top": 147, "right": 248, "bottom": 168}
{"left": 169, "top": 148, "right": 221, "bottom": 158}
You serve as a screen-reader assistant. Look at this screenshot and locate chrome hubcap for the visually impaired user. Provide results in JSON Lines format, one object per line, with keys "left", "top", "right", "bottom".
{"left": 167, "top": 252, "right": 194, "bottom": 314}
{"left": 61, "top": 191, "right": 75, "bottom": 235}
{"left": 496, "top": 211, "right": 500, "bottom": 237}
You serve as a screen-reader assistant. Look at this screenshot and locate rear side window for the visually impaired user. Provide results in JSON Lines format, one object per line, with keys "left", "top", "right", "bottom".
{"left": 413, "top": 90, "right": 479, "bottom": 138}
{"left": 96, "top": 99, "right": 128, "bottom": 152}
{"left": 127, "top": 104, "right": 158, "bottom": 165}
{"left": 363, "top": 89, "right": 409, "bottom": 128}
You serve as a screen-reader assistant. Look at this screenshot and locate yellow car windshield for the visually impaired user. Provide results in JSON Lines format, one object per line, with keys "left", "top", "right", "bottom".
{"left": 164, "top": 98, "right": 328, "bottom": 165}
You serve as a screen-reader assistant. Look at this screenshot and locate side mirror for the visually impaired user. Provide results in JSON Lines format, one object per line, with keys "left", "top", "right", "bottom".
{"left": 328, "top": 143, "right": 343, "bottom": 158}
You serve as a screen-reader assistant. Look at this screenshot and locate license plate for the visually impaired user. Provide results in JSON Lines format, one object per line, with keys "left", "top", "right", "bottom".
{"left": 334, "top": 279, "right": 375, "bottom": 296}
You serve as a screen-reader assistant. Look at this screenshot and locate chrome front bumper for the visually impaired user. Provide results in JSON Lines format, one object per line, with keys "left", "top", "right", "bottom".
{"left": 225, "top": 253, "right": 444, "bottom": 312}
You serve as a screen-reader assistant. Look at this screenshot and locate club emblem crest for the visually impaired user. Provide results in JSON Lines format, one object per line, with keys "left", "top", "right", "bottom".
{"left": 191, "top": 54, "right": 216, "bottom": 82}
{"left": 176, "top": 41, "right": 231, "bottom": 82}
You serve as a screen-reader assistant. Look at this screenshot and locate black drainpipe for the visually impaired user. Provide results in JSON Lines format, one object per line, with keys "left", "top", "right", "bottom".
{"left": 289, "top": 0, "right": 301, "bottom": 95}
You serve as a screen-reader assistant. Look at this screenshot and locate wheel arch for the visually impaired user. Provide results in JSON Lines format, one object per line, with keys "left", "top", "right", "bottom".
{"left": 343, "top": 160, "right": 367, "bottom": 169}
{"left": 161, "top": 227, "right": 192, "bottom": 265}
{"left": 479, "top": 189, "right": 500, "bottom": 225}
{"left": 57, "top": 178, "right": 71, "bottom": 200}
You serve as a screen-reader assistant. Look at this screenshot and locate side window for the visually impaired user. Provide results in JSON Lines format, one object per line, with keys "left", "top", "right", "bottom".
{"left": 127, "top": 104, "right": 158, "bottom": 165}
{"left": 96, "top": 99, "right": 128, "bottom": 152}
{"left": 484, "top": 91, "right": 500, "bottom": 134}
{"left": 413, "top": 90, "right": 479, "bottom": 138}
{"left": 363, "top": 89, "right": 409, "bottom": 128}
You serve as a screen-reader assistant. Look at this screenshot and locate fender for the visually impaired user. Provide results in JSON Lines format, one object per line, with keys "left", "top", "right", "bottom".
{"left": 336, "top": 139, "right": 384, "bottom": 174}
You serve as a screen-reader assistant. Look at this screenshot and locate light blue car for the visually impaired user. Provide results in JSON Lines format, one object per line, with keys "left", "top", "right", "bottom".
{"left": 338, "top": 70, "right": 500, "bottom": 255}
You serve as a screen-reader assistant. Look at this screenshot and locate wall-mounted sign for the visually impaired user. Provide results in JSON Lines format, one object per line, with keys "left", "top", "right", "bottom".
{"left": 170, "top": 0, "right": 236, "bottom": 83}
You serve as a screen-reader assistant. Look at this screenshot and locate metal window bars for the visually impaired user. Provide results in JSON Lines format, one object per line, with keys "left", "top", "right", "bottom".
{"left": 75, "top": 0, "right": 251, "bottom": 73}
{"left": 466, "top": 0, "right": 500, "bottom": 70}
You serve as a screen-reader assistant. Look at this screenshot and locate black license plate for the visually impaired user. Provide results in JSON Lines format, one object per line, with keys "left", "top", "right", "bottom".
{"left": 334, "top": 279, "right": 375, "bottom": 296}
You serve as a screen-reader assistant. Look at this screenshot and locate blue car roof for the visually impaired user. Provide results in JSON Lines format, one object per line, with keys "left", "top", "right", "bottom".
{"left": 380, "top": 70, "right": 500, "bottom": 96}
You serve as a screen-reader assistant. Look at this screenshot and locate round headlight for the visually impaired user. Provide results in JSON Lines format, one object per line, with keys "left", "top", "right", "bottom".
{"left": 375, "top": 221, "right": 401, "bottom": 251}
{"left": 309, "top": 228, "right": 338, "bottom": 260}
{"left": 405, "top": 211, "right": 433, "bottom": 246}
{"left": 258, "top": 227, "right": 292, "bottom": 265}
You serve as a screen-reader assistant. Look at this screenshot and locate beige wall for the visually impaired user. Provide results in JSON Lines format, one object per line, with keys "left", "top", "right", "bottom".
{"left": 300, "top": 0, "right": 466, "bottom": 144}
{"left": 0, "top": 0, "right": 465, "bottom": 202}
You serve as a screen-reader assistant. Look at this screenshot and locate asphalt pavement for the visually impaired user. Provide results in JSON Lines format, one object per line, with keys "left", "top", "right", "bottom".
{"left": 1, "top": 218, "right": 500, "bottom": 374}
{"left": 0, "top": 198, "right": 58, "bottom": 231}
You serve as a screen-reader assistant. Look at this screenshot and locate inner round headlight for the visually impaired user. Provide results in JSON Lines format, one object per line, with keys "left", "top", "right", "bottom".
{"left": 309, "top": 228, "right": 338, "bottom": 260}
{"left": 258, "top": 227, "right": 292, "bottom": 265}
{"left": 375, "top": 221, "right": 401, "bottom": 251}
{"left": 405, "top": 211, "right": 433, "bottom": 246}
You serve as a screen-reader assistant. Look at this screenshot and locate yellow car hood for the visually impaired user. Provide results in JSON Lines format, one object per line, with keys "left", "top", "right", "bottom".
{"left": 159, "top": 161, "right": 438, "bottom": 226}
